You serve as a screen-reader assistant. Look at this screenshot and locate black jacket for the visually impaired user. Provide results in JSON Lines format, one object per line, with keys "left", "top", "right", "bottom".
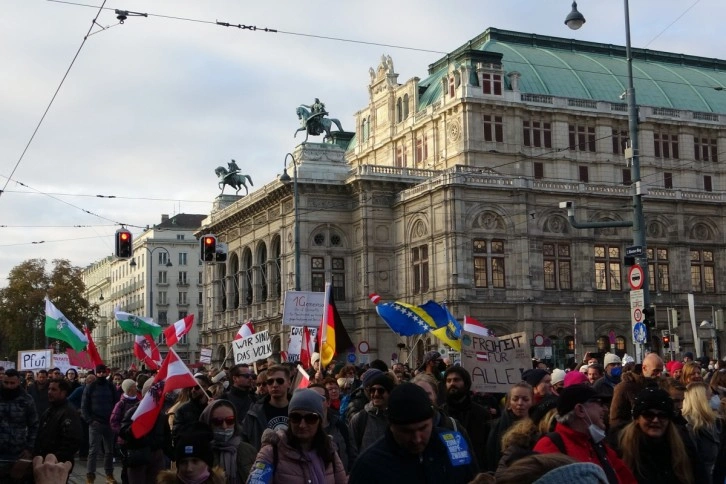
{"left": 171, "top": 398, "right": 206, "bottom": 446}
{"left": 441, "top": 393, "right": 490, "bottom": 469}
{"left": 349, "top": 426, "right": 476, "bottom": 484}
{"left": 222, "top": 386, "right": 255, "bottom": 423}
{"left": 34, "top": 399, "right": 82, "bottom": 464}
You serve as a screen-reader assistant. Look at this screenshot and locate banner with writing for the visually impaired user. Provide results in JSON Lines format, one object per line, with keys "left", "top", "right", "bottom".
{"left": 18, "top": 349, "right": 53, "bottom": 371}
{"left": 52, "top": 353, "right": 77, "bottom": 374}
{"left": 232, "top": 330, "right": 272, "bottom": 364}
{"left": 460, "top": 331, "right": 531, "bottom": 393}
{"left": 286, "top": 326, "right": 318, "bottom": 363}
{"left": 282, "top": 291, "right": 325, "bottom": 327}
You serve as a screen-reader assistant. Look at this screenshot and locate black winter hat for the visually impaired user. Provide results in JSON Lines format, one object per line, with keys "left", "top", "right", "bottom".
{"left": 522, "top": 368, "right": 548, "bottom": 387}
{"left": 175, "top": 422, "right": 214, "bottom": 468}
{"left": 632, "top": 387, "right": 674, "bottom": 419}
{"left": 387, "top": 383, "right": 434, "bottom": 425}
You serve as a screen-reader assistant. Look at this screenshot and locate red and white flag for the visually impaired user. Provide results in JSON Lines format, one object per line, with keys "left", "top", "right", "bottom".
{"left": 163, "top": 314, "right": 194, "bottom": 347}
{"left": 293, "top": 365, "right": 310, "bottom": 390}
{"left": 134, "top": 334, "right": 161, "bottom": 370}
{"left": 476, "top": 352, "right": 490, "bottom": 362}
{"left": 83, "top": 326, "right": 104, "bottom": 368}
{"left": 300, "top": 326, "right": 314, "bottom": 369}
{"left": 463, "top": 315, "right": 490, "bottom": 337}
{"left": 234, "top": 320, "right": 255, "bottom": 340}
{"left": 130, "top": 348, "right": 197, "bottom": 438}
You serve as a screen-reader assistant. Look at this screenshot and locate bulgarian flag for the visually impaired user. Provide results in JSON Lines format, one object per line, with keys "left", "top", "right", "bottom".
{"left": 463, "top": 315, "right": 490, "bottom": 337}
{"left": 130, "top": 348, "right": 197, "bottom": 438}
{"left": 115, "top": 310, "right": 163, "bottom": 338}
{"left": 319, "top": 282, "right": 354, "bottom": 367}
{"left": 234, "top": 320, "right": 255, "bottom": 340}
{"left": 164, "top": 314, "right": 194, "bottom": 346}
{"left": 83, "top": 325, "right": 104, "bottom": 367}
{"left": 45, "top": 297, "right": 88, "bottom": 351}
{"left": 134, "top": 334, "right": 161, "bottom": 370}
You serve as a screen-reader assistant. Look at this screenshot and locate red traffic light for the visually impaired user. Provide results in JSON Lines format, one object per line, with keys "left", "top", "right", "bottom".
{"left": 120, "top": 232, "right": 130, "bottom": 241}
{"left": 204, "top": 237, "right": 215, "bottom": 246}
{"left": 115, "top": 229, "right": 133, "bottom": 259}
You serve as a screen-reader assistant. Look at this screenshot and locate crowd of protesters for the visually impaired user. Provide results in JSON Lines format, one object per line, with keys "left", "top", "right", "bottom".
{"left": 1, "top": 347, "right": 725, "bottom": 484}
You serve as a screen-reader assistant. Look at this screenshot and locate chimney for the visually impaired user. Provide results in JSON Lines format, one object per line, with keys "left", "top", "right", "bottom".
{"left": 161, "top": 214, "right": 169, "bottom": 223}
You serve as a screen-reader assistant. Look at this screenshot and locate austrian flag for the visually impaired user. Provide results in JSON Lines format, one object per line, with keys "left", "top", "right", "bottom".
{"left": 163, "top": 314, "right": 194, "bottom": 346}
{"left": 134, "top": 334, "right": 161, "bottom": 370}
{"left": 476, "top": 352, "right": 489, "bottom": 362}
{"left": 234, "top": 321, "right": 255, "bottom": 340}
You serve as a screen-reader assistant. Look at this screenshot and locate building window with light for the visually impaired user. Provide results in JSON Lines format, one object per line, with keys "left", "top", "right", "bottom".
{"left": 594, "top": 245, "right": 622, "bottom": 291}
{"left": 473, "top": 239, "right": 506, "bottom": 289}
{"left": 523, "top": 120, "right": 552, "bottom": 148}
{"left": 691, "top": 249, "right": 716, "bottom": 293}
{"left": 647, "top": 247, "right": 670, "bottom": 292}
{"left": 311, "top": 257, "right": 325, "bottom": 293}
{"left": 543, "top": 242, "right": 572, "bottom": 290}
{"left": 412, "top": 245, "right": 429, "bottom": 294}
{"left": 483, "top": 114, "right": 503, "bottom": 142}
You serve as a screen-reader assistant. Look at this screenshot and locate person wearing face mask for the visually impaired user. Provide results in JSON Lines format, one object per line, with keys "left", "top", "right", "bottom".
{"left": 592, "top": 354, "right": 622, "bottom": 400}
{"left": 617, "top": 387, "right": 706, "bottom": 484}
{"left": 533, "top": 384, "right": 636, "bottom": 484}
{"left": 198, "top": 400, "right": 256, "bottom": 484}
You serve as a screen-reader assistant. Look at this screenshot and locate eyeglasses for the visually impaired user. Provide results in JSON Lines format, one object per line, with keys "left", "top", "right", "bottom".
{"left": 368, "top": 386, "right": 388, "bottom": 395}
{"left": 641, "top": 410, "right": 670, "bottom": 422}
{"left": 235, "top": 373, "right": 253, "bottom": 379}
{"left": 266, "top": 377, "right": 286, "bottom": 386}
{"left": 289, "top": 413, "right": 321, "bottom": 425}
{"left": 210, "top": 416, "right": 236, "bottom": 426}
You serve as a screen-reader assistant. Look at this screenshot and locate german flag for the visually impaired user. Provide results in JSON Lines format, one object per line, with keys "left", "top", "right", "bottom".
{"left": 319, "top": 282, "right": 354, "bottom": 367}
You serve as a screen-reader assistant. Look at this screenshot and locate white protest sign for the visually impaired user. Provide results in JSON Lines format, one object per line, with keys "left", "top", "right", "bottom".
{"left": 0, "top": 360, "right": 16, "bottom": 369}
{"left": 199, "top": 348, "right": 212, "bottom": 364}
{"left": 286, "top": 326, "right": 318, "bottom": 363}
{"left": 282, "top": 291, "right": 325, "bottom": 327}
{"left": 18, "top": 349, "right": 53, "bottom": 371}
{"left": 232, "top": 330, "right": 272, "bottom": 364}
{"left": 52, "top": 353, "right": 77, "bottom": 374}
{"left": 461, "top": 331, "right": 531, "bottom": 393}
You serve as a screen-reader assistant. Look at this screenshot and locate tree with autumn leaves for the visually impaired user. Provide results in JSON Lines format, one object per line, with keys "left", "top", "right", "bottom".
{"left": 0, "top": 258, "right": 98, "bottom": 358}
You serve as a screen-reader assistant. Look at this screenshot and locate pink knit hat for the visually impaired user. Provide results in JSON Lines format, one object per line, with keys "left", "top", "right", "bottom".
{"left": 564, "top": 370, "right": 589, "bottom": 387}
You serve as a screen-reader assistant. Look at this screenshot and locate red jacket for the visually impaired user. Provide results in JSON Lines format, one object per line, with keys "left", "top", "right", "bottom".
{"left": 533, "top": 422, "right": 636, "bottom": 484}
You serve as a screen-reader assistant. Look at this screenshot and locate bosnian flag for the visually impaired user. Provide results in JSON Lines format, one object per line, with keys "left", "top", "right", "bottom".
{"left": 234, "top": 321, "right": 255, "bottom": 340}
{"left": 134, "top": 334, "right": 161, "bottom": 370}
{"left": 464, "top": 315, "right": 490, "bottom": 337}
{"left": 163, "top": 314, "right": 194, "bottom": 346}
{"left": 130, "top": 348, "right": 197, "bottom": 438}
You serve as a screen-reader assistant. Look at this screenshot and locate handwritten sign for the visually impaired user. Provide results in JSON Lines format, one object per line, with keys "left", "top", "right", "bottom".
{"left": 232, "top": 330, "right": 272, "bottom": 364}
{"left": 199, "top": 348, "right": 212, "bottom": 364}
{"left": 18, "top": 349, "right": 52, "bottom": 371}
{"left": 461, "top": 331, "right": 531, "bottom": 393}
{"left": 286, "top": 326, "right": 318, "bottom": 363}
{"left": 0, "top": 360, "right": 16, "bottom": 370}
{"left": 52, "top": 353, "right": 77, "bottom": 374}
{"left": 282, "top": 291, "right": 324, "bottom": 327}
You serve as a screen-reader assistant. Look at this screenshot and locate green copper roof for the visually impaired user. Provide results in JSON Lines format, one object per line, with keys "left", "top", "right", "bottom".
{"left": 420, "top": 28, "right": 726, "bottom": 114}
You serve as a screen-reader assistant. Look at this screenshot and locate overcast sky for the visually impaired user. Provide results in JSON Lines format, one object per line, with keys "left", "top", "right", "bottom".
{"left": 1, "top": 0, "right": 723, "bottom": 287}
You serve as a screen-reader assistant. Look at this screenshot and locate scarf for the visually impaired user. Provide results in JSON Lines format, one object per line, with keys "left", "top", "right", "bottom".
{"left": 212, "top": 435, "right": 241, "bottom": 484}
{"left": 177, "top": 469, "right": 210, "bottom": 484}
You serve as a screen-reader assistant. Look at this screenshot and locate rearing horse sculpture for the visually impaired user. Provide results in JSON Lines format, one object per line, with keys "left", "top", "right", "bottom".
{"left": 215, "top": 166, "right": 253, "bottom": 195}
{"left": 294, "top": 106, "right": 344, "bottom": 141}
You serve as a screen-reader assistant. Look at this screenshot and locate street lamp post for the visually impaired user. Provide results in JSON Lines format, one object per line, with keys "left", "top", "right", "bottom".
{"left": 565, "top": 0, "right": 651, "bottom": 351}
{"left": 279, "top": 153, "right": 301, "bottom": 291}
{"left": 130, "top": 246, "right": 173, "bottom": 321}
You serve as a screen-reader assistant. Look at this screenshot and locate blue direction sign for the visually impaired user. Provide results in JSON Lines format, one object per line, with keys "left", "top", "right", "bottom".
{"left": 633, "top": 322, "right": 647, "bottom": 344}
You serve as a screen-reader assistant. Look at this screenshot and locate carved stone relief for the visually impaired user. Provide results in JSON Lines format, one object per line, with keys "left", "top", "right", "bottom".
{"left": 473, "top": 211, "right": 505, "bottom": 231}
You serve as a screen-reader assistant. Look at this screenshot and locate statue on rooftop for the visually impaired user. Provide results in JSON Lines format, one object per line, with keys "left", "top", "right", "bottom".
{"left": 215, "top": 162, "right": 253, "bottom": 196}
{"left": 295, "top": 97, "right": 344, "bottom": 141}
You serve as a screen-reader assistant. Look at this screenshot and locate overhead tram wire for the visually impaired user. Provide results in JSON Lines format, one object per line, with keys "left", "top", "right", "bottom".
{"left": 0, "top": 0, "right": 109, "bottom": 201}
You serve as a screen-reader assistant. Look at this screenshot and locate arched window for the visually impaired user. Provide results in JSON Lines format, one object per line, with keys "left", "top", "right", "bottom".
{"left": 396, "top": 97, "right": 403, "bottom": 123}
{"left": 271, "top": 235, "right": 282, "bottom": 298}
{"left": 229, "top": 253, "right": 240, "bottom": 309}
{"left": 403, "top": 94, "right": 409, "bottom": 119}
{"left": 242, "top": 248, "right": 253, "bottom": 305}
{"left": 219, "top": 264, "right": 227, "bottom": 311}
{"left": 565, "top": 336, "right": 575, "bottom": 352}
{"left": 616, "top": 336, "right": 626, "bottom": 357}
{"left": 597, "top": 336, "right": 610, "bottom": 353}
{"left": 257, "top": 243, "right": 268, "bottom": 302}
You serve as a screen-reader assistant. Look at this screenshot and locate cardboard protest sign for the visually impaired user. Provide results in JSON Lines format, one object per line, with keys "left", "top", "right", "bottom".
{"left": 52, "top": 353, "right": 77, "bottom": 374}
{"left": 232, "top": 330, "right": 272, "bottom": 364}
{"left": 18, "top": 349, "right": 52, "bottom": 371}
{"left": 286, "top": 326, "right": 318, "bottom": 363}
{"left": 460, "top": 331, "right": 531, "bottom": 393}
{"left": 282, "top": 291, "right": 325, "bottom": 327}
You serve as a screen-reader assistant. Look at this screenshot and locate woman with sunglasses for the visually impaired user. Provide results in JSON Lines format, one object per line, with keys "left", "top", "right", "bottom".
{"left": 199, "top": 400, "right": 257, "bottom": 484}
{"left": 247, "top": 389, "right": 347, "bottom": 483}
{"left": 618, "top": 387, "right": 705, "bottom": 484}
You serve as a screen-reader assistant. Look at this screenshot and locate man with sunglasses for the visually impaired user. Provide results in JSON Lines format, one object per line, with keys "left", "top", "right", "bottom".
{"left": 533, "top": 384, "right": 635, "bottom": 484}
{"left": 223, "top": 364, "right": 256, "bottom": 424}
{"left": 241, "top": 364, "right": 290, "bottom": 450}
{"left": 350, "top": 369, "right": 395, "bottom": 454}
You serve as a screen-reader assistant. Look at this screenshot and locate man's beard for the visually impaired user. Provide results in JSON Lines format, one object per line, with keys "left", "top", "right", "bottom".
{"left": 446, "top": 387, "right": 465, "bottom": 400}
{"left": 1, "top": 387, "right": 21, "bottom": 400}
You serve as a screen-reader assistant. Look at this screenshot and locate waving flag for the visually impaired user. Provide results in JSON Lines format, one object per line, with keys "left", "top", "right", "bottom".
{"left": 164, "top": 314, "right": 194, "bottom": 346}
{"left": 234, "top": 321, "right": 255, "bottom": 340}
{"left": 45, "top": 298, "right": 88, "bottom": 351}
{"left": 463, "top": 315, "right": 491, "bottom": 337}
{"left": 66, "top": 349, "right": 93, "bottom": 368}
{"left": 369, "top": 293, "right": 448, "bottom": 336}
{"left": 319, "top": 283, "right": 354, "bottom": 367}
{"left": 432, "top": 304, "right": 463, "bottom": 351}
{"left": 134, "top": 334, "right": 161, "bottom": 370}
{"left": 300, "top": 326, "right": 314, "bottom": 368}
{"left": 83, "top": 325, "right": 104, "bottom": 367}
{"left": 115, "top": 310, "right": 163, "bottom": 338}
{"left": 130, "top": 348, "right": 197, "bottom": 438}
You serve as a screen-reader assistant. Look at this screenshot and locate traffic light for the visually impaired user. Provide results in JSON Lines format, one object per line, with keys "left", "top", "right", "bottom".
{"left": 200, "top": 234, "right": 217, "bottom": 262}
{"left": 643, "top": 307, "right": 656, "bottom": 329}
{"left": 662, "top": 333, "right": 670, "bottom": 348}
{"left": 115, "top": 229, "right": 133, "bottom": 259}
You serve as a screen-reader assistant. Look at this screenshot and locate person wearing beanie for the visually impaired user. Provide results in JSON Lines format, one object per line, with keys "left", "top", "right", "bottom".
{"left": 342, "top": 368, "right": 383, "bottom": 425}
{"left": 563, "top": 370, "right": 589, "bottom": 387}
{"left": 157, "top": 422, "right": 226, "bottom": 484}
{"left": 522, "top": 368, "right": 552, "bottom": 404}
{"left": 610, "top": 352, "right": 664, "bottom": 429}
{"left": 533, "top": 385, "right": 636, "bottom": 484}
{"left": 617, "top": 387, "right": 707, "bottom": 484}
{"left": 350, "top": 383, "right": 476, "bottom": 484}
{"left": 110, "top": 379, "right": 137, "bottom": 458}
{"left": 441, "top": 366, "right": 491, "bottom": 469}
{"left": 550, "top": 369, "right": 566, "bottom": 396}
{"left": 350, "top": 371, "right": 395, "bottom": 453}
{"left": 592, "top": 354, "right": 622, "bottom": 399}
{"left": 246, "top": 389, "right": 347, "bottom": 483}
